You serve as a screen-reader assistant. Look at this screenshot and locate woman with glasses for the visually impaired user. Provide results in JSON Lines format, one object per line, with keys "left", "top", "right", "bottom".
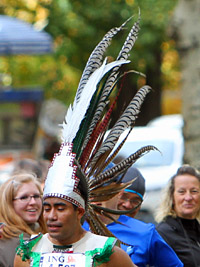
{"left": 0, "top": 173, "right": 47, "bottom": 267}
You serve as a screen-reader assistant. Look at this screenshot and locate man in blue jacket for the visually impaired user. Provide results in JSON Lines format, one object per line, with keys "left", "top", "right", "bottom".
{"left": 83, "top": 166, "right": 183, "bottom": 267}
{"left": 117, "top": 167, "right": 145, "bottom": 219}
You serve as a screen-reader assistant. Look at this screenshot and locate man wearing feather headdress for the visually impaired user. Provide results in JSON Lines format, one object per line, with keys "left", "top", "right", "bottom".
{"left": 14, "top": 149, "right": 135, "bottom": 267}
{"left": 13, "top": 12, "right": 177, "bottom": 267}
{"left": 13, "top": 15, "right": 144, "bottom": 266}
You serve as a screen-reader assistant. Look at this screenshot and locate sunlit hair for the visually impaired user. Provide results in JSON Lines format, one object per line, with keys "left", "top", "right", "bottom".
{"left": 0, "top": 173, "right": 47, "bottom": 239}
{"left": 155, "top": 164, "right": 200, "bottom": 223}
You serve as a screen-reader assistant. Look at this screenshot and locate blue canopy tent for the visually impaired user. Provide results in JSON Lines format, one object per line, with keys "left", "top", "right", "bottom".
{"left": 0, "top": 15, "right": 53, "bottom": 150}
{"left": 0, "top": 15, "right": 53, "bottom": 55}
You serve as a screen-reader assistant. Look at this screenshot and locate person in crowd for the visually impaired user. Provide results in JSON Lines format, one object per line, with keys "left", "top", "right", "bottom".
{"left": 14, "top": 146, "right": 136, "bottom": 267}
{"left": 117, "top": 166, "right": 155, "bottom": 223}
{"left": 83, "top": 167, "right": 183, "bottom": 267}
{"left": 117, "top": 167, "right": 145, "bottom": 218}
{"left": 0, "top": 173, "right": 47, "bottom": 267}
{"left": 12, "top": 158, "right": 43, "bottom": 178}
{"left": 156, "top": 164, "right": 200, "bottom": 267}
{"left": 12, "top": 158, "right": 50, "bottom": 189}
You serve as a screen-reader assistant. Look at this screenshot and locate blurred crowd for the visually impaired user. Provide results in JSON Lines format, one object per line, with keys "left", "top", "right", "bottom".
{"left": 0, "top": 159, "right": 200, "bottom": 267}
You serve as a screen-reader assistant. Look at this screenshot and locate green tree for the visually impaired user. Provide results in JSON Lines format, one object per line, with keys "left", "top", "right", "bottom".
{"left": 0, "top": 0, "right": 178, "bottom": 124}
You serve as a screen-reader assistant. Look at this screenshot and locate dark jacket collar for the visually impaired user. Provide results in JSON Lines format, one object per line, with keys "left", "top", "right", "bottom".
{"left": 165, "top": 215, "right": 200, "bottom": 233}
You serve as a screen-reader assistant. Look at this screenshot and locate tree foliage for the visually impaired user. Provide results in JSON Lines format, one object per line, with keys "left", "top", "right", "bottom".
{"left": 0, "top": 0, "right": 178, "bottom": 116}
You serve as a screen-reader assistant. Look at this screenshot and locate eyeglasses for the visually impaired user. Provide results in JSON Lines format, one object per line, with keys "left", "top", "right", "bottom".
{"left": 120, "top": 195, "right": 142, "bottom": 206}
{"left": 13, "top": 194, "right": 42, "bottom": 203}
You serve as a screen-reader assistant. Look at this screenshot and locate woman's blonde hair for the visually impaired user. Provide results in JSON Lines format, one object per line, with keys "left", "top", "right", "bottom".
{"left": 155, "top": 164, "right": 200, "bottom": 223}
{"left": 0, "top": 173, "right": 47, "bottom": 239}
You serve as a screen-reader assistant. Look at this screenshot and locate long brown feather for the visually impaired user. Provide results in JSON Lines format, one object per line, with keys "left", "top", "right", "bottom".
{"left": 88, "top": 85, "right": 151, "bottom": 174}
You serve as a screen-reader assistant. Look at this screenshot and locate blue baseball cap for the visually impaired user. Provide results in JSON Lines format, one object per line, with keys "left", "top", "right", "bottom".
{"left": 122, "top": 167, "right": 145, "bottom": 200}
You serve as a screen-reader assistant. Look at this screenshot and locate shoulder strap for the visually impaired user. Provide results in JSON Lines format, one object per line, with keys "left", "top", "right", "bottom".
{"left": 16, "top": 233, "right": 43, "bottom": 261}
{"left": 85, "top": 237, "right": 117, "bottom": 267}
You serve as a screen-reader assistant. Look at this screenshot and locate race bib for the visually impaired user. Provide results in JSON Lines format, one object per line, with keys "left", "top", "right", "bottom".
{"left": 39, "top": 253, "right": 86, "bottom": 267}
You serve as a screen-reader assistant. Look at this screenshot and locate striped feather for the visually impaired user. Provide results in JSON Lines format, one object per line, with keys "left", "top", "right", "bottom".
{"left": 74, "top": 18, "right": 132, "bottom": 106}
{"left": 89, "top": 145, "right": 158, "bottom": 189}
{"left": 62, "top": 59, "right": 130, "bottom": 143}
{"left": 81, "top": 16, "right": 141, "bottom": 152}
{"left": 117, "top": 11, "right": 140, "bottom": 61}
{"left": 79, "top": 82, "right": 123, "bottom": 169}
{"left": 86, "top": 206, "right": 115, "bottom": 237}
{"left": 88, "top": 85, "right": 151, "bottom": 169}
{"left": 90, "top": 181, "right": 133, "bottom": 200}
{"left": 52, "top": 14, "right": 158, "bottom": 240}
{"left": 91, "top": 203, "right": 141, "bottom": 216}
{"left": 93, "top": 127, "right": 132, "bottom": 177}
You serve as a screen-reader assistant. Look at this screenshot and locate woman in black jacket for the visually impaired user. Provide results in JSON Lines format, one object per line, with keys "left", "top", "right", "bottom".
{"left": 156, "top": 165, "right": 200, "bottom": 267}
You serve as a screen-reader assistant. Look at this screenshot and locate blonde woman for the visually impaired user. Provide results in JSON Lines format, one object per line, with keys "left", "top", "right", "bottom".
{"left": 0, "top": 173, "right": 47, "bottom": 267}
{"left": 155, "top": 165, "right": 200, "bottom": 267}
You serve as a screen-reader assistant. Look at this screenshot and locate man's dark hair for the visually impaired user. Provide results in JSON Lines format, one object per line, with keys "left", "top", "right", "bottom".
{"left": 76, "top": 165, "right": 89, "bottom": 208}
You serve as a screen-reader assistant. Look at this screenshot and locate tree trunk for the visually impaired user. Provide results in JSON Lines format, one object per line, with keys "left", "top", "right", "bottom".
{"left": 169, "top": 0, "right": 200, "bottom": 168}
{"left": 111, "top": 48, "right": 162, "bottom": 128}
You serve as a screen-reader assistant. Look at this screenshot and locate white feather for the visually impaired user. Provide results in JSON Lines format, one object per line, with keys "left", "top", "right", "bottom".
{"left": 62, "top": 58, "right": 130, "bottom": 143}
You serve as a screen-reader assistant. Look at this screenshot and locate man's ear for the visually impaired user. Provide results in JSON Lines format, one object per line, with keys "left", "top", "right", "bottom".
{"left": 118, "top": 190, "right": 124, "bottom": 198}
{"left": 77, "top": 207, "right": 85, "bottom": 219}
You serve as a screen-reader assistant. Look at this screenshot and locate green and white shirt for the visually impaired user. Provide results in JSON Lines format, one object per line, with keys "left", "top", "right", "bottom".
{"left": 17, "top": 232, "right": 117, "bottom": 267}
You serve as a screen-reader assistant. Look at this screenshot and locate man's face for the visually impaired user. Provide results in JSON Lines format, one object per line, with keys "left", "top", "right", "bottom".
{"left": 96, "top": 194, "right": 119, "bottom": 224}
{"left": 43, "top": 197, "right": 85, "bottom": 245}
{"left": 117, "top": 191, "right": 142, "bottom": 218}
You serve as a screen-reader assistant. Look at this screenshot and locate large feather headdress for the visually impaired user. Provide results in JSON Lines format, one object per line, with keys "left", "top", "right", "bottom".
{"left": 43, "top": 13, "right": 157, "bottom": 235}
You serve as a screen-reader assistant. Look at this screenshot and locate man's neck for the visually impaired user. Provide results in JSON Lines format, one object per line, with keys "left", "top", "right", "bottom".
{"left": 48, "top": 228, "right": 86, "bottom": 246}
